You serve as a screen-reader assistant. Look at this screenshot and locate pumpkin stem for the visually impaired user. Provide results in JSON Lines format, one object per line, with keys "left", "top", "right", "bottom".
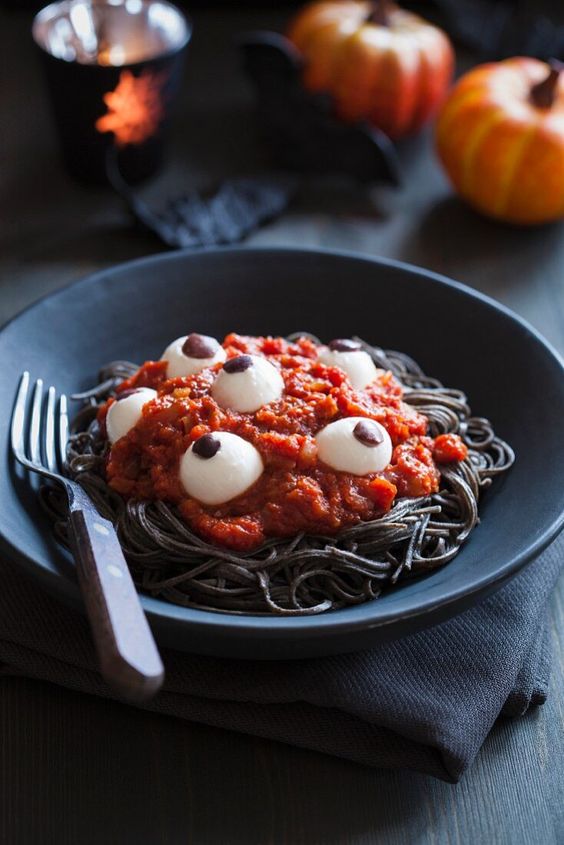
{"left": 366, "top": 0, "right": 392, "bottom": 27}
{"left": 530, "top": 59, "right": 564, "bottom": 109}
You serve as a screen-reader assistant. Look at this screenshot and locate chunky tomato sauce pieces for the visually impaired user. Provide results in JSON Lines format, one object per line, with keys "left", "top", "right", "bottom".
{"left": 100, "top": 335, "right": 468, "bottom": 551}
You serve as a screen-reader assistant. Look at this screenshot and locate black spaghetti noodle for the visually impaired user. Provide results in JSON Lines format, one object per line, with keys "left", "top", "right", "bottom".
{"left": 41, "top": 337, "right": 514, "bottom": 616}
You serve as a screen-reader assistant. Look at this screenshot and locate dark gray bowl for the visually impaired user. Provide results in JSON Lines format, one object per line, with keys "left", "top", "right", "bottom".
{"left": 1, "top": 247, "right": 563, "bottom": 659}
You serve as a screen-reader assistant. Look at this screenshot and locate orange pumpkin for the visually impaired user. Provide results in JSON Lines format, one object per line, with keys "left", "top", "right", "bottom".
{"left": 436, "top": 58, "right": 564, "bottom": 225}
{"left": 287, "top": 0, "right": 454, "bottom": 139}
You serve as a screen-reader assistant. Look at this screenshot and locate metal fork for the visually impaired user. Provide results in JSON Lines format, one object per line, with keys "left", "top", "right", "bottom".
{"left": 11, "top": 373, "right": 164, "bottom": 703}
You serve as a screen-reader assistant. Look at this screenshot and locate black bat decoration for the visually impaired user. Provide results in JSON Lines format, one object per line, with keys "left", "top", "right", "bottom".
{"left": 105, "top": 29, "right": 403, "bottom": 249}
{"left": 239, "top": 31, "right": 401, "bottom": 187}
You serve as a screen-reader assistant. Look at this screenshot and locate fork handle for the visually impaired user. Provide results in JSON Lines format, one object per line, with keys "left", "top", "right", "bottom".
{"left": 68, "top": 503, "right": 164, "bottom": 703}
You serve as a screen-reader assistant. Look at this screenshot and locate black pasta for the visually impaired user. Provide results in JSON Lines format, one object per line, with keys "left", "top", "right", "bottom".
{"left": 41, "top": 339, "right": 514, "bottom": 616}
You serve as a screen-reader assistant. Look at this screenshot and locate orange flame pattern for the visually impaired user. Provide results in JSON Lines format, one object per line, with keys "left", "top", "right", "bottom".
{"left": 96, "top": 70, "right": 166, "bottom": 147}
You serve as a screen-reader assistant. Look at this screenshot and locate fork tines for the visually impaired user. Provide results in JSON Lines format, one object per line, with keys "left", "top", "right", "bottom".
{"left": 11, "top": 372, "right": 69, "bottom": 483}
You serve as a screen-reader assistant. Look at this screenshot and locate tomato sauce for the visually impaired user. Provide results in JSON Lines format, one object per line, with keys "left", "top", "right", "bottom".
{"left": 100, "top": 335, "right": 468, "bottom": 551}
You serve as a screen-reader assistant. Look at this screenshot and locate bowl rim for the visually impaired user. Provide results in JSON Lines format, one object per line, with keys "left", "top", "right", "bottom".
{"left": 2, "top": 245, "right": 564, "bottom": 640}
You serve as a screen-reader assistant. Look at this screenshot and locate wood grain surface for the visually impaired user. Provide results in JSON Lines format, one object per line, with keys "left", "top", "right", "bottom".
{"left": 1, "top": 6, "right": 563, "bottom": 844}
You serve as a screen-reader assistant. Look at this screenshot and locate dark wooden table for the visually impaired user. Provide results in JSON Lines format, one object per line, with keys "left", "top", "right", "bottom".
{"left": 1, "top": 7, "right": 563, "bottom": 844}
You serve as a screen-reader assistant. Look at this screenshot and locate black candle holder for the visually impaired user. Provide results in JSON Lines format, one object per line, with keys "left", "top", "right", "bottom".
{"left": 239, "top": 31, "right": 401, "bottom": 187}
{"left": 33, "top": 0, "right": 190, "bottom": 184}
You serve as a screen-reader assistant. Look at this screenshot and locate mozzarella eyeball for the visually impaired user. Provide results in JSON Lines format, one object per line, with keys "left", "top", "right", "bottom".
{"left": 318, "top": 339, "right": 377, "bottom": 390}
{"left": 106, "top": 388, "right": 158, "bottom": 445}
{"left": 180, "top": 432, "right": 264, "bottom": 505}
{"left": 160, "top": 333, "right": 226, "bottom": 378}
{"left": 315, "top": 417, "right": 392, "bottom": 475}
{"left": 211, "top": 354, "right": 284, "bottom": 413}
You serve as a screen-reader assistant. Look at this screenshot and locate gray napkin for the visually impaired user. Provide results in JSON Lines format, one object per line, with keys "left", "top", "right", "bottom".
{"left": 0, "top": 535, "right": 561, "bottom": 783}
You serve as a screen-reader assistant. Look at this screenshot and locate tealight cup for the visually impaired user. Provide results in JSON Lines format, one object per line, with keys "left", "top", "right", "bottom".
{"left": 32, "top": 0, "right": 191, "bottom": 184}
